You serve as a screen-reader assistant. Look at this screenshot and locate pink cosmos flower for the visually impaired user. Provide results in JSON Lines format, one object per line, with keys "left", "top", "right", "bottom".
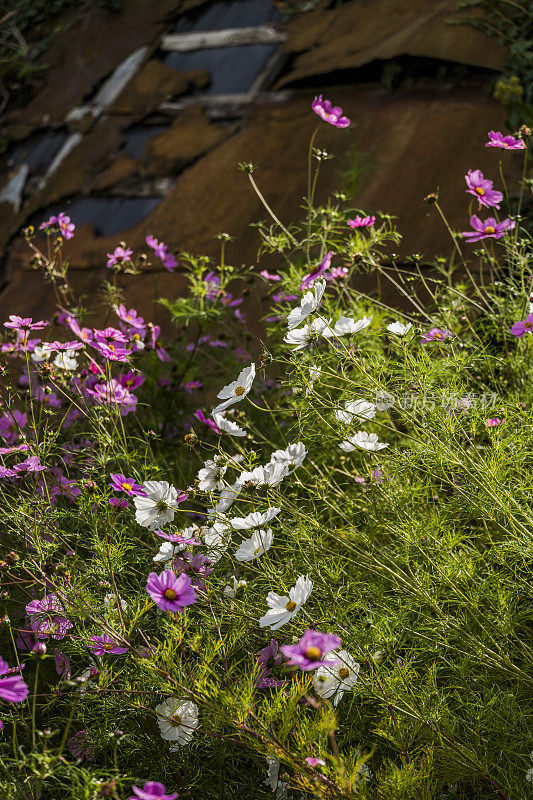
{"left": 107, "top": 245, "right": 133, "bottom": 268}
{"left": 0, "top": 658, "right": 29, "bottom": 702}
{"left": 305, "top": 758, "right": 325, "bottom": 768}
{"left": 89, "top": 633, "right": 128, "bottom": 656}
{"left": 154, "top": 528, "right": 200, "bottom": 545}
{"left": 280, "top": 629, "right": 342, "bottom": 671}
{"left": 323, "top": 266, "right": 349, "bottom": 282}
{"left": 146, "top": 235, "right": 177, "bottom": 272}
{"left": 347, "top": 215, "right": 375, "bottom": 228}
{"left": 0, "top": 410, "right": 27, "bottom": 444}
{"left": 485, "top": 418, "right": 504, "bottom": 427}
{"left": 147, "top": 324, "right": 170, "bottom": 362}
{"left": 40, "top": 213, "right": 75, "bottom": 239}
{"left": 464, "top": 170, "right": 503, "bottom": 209}
{"left": 260, "top": 269, "right": 282, "bottom": 281}
{"left": 4, "top": 316, "right": 47, "bottom": 332}
{"left": 420, "top": 328, "right": 452, "bottom": 343}
{"left": 66, "top": 316, "right": 93, "bottom": 344}
{"left": 109, "top": 497, "right": 128, "bottom": 508}
{"left": 115, "top": 305, "right": 146, "bottom": 331}
{"left": 146, "top": 570, "right": 197, "bottom": 613}
{"left": 485, "top": 130, "right": 525, "bottom": 150}
{"left": 92, "top": 327, "right": 130, "bottom": 361}
{"left": 0, "top": 443, "right": 29, "bottom": 455}
{"left": 25, "top": 593, "right": 73, "bottom": 640}
{"left": 13, "top": 456, "right": 45, "bottom": 474}
{"left": 86, "top": 379, "right": 137, "bottom": 414}
{"left": 180, "top": 380, "right": 203, "bottom": 393}
{"left": 119, "top": 371, "right": 145, "bottom": 391}
{"left": 301, "top": 250, "right": 334, "bottom": 289}
{"left": 129, "top": 782, "right": 178, "bottom": 800}
{"left": 110, "top": 473, "right": 145, "bottom": 496}
{"left": 462, "top": 215, "right": 516, "bottom": 243}
{"left": 510, "top": 313, "right": 533, "bottom": 337}
{"left": 312, "top": 95, "right": 350, "bottom": 128}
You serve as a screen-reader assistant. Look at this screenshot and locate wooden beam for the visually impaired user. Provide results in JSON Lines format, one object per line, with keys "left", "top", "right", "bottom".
{"left": 160, "top": 25, "right": 285, "bottom": 52}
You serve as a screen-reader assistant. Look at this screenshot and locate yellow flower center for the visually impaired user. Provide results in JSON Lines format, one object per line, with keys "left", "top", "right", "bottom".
{"left": 525, "top": 322, "right": 532, "bottom": 329}
{"left": 169, "top": 714, "right": 182, "bottom": 725}
{"left": 338, "top": 667, "right": 350, "bottom": 679}
{"left": 121, "top": 482, "right": 132, "bottom": 491}
{"left": 235, "top": 386, "right": 245, "bottom": 396}
{"left": 102, "top": 642, "right": 114, "bottom": 650}
{"left": 475, "top": 187, "right": 485, "bottom": 196}
{"left": 108, "top": 344, "right": 115, "bottom": 352}
{"left": 164, "top": 589, "right": 177, "bottom": 600}
{"left": 305, "top": 646, "right": 322, "bottom": 661}
{"left": 285, "top": 601, "right": 297, "bottom": 612}
{"left": 485, "top": 226, "right": 495, "bottom": 234}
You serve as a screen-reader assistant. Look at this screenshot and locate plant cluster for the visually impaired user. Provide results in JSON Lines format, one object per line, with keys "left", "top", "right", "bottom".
{"left": 0, "top": 96, "right": 532, "bottom": 800}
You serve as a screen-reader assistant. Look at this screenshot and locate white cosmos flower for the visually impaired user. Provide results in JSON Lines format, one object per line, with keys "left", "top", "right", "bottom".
{"left": 212, "top": 363, "right": 255, "bottom": 414}
{"left": 230, "top": 506, "right": 281, "bottom": 530}
{"left": 134, "top": 481, "right": 180, "bottom": 530}
{"left": 269, "top": 442, "right": 307, "bottom": 473}
{"left": 213, "top": 411, "right": 247, "bottom": 437}
{"left": 53, "top": 350, "right": 78, "bottom": 371}
{"left": 259, "top": 574, "right": 313, "bottom": 630}
{"left": 284, "top": 317, "right": 334, "bottom": 350}
{"left": 335, "top": 400, "right": 376, "bottom": 424}
{"left": 387, "top": 321, "right": 412, "bottom": 335}
{"left": 224, "top": 577, "right": 247, "bottom": 597}
{"left": 31, "top": 343, "right": 53, "bottom": 363}
{"left": 239, "top": 461, "right": 289, "bottom": 488}
{"left": 235, "top": 528, "right": 273, "bottom": 561}
{"left": 153, "top": 540, "right": 184, "bottom": 564}
{"left": 339, "top": 431, "right": 389, "bottom": 452}
{"left": 197, "top": 455, "right": 227, "bottom": 491}
{"left": 313, "top": 650, "right": 360, "bottom": 706}
{"left": 155, "top": 698, "right": 198, "bottom": 748}
{"left": 333, "top": 315, "right": 372, "bottom": 335}
{"left": 287, "top": 280, "right": 325, "bottom": 330}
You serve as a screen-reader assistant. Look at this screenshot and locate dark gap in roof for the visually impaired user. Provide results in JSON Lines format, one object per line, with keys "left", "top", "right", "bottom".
{"left": 162, "top": 44, "right": 278, "bottom": 95}
{"left": 122, "top": 125, "right": 170, "bottom": 160}
{"left": 2, "top": 129, "right": 68, "bottom": 175}
{"left": 172, "top": 0, "right": 282, "bottom": 33}
{"left": 278, "top": 54, "right": 498, "bottom": 91}
{"left": 28, "top": 196, "right": 163, "bottom": 238}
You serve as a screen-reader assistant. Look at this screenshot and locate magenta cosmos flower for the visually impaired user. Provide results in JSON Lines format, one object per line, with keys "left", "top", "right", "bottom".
{"left": 510, "top": 313, "right": 533, "bottom": 337}
{"left": 110, "top": 473, "right": 145, "bottom": 496}
{"left": 107, "top": 245, "right": 133, "bottom": 268}
{"left": 485, "top": 130, "right": 525, "bottom": 150}
{"left": 0, "top": 658, "right": 29, "bottom": 702}
{"left": 129, "top": 781, "right": 178, "bottom": 800}
{"left": 280, "top": 629, "right": 342, "bottom": 671}
{"left": 420, "top": 328, "right": 452, "bottom": 343}
{"left": 89, "top": 634, "right": 128, "bottom": 656}
{"left": 485, "top": 418, "right": 504, "bottom": 427}
{"left": 26, "top": 593, "right": 73, "bottom": 640}
{"left": 347, "top": 215, "right": 375, "bottom": 228}
{"left": 301, "top": 250, "right": 334, "bottom": 289}
{"left": 312, "top": 95, "right": 350, "bottom": 128}
{"left": 39, "top": 213, "right": 76, "bottom": 239}
{"left": 146, "top": 571, "right": 197, "bottom": 613}
{"left": 4, "top": 316, "right": 47, "bottom": 332}
{"left": 465, "top": 170, "right": 503, "bottom": 209}
{"left": 305, "top": 757, "right": 325, "bottom": 768}
{"left": 462, "top": 215, "right": 515, "bottom": 243}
